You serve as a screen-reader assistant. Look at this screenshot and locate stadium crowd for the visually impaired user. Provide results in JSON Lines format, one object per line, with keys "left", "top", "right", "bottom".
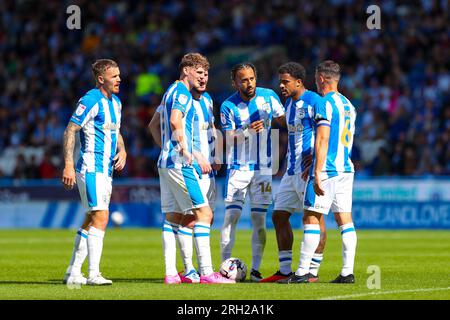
{"left": 0, "top": 0, "right": 448, "bottom": 180}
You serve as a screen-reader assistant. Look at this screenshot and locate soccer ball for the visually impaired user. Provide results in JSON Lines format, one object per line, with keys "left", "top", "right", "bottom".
{"left": 219, "top": 257, "right": 247, "bottom": 282}
{"left": 111, "top": 211, "right": 125, "bottom": 226}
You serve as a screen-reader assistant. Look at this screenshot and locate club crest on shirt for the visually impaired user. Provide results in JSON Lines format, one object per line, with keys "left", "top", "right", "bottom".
{"left": 237, "top": 102, "right": 247, "bottom": 109}
{"left": 296, "top": 107, "right": 305, "bottom": 119}
{"left": 262, "top": 102, "right": 271, "bottom": 113}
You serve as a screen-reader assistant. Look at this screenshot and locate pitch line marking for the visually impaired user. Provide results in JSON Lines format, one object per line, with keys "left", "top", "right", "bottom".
{"left": 319, "top": 287, "right": 450, "bottom": 300}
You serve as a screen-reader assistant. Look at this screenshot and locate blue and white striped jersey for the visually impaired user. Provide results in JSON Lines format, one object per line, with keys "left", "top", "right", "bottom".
{"left": 220, "top": 87, "right": 284, "bottom": 170}
{"left": 284, "top": 90, "right": 323, "bottom": 175}
{"left": 70, "top": 88, "right": 122, "bottom": 177}
{"left": 314, "top": 91, "right": 356, "bottom": 178}
{"left": 157, "top": 81, "right": 196, "bottom": 169}
{"left": 192, "top": 92, "right": 215, "bottom": 164}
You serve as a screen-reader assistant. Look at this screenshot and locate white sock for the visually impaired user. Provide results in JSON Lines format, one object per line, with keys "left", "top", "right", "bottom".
{"left": 87, "top": 226, "right": 105, "bottom": 278}
{"left": 162, "top": 220, "right": 179, "bottom": 276}
{"left": 295, "top": 224, "right": 321, "bottom": 276}
{"left": 220, "top": 204, "right": 242, "bottom": 261}
{"left": 66, "top": 228, "right": 88, "bottom": 276}
{"left": 194, "top": 222, "right": 213, "bottom": 276}
{"left": 251, "top": 209, "right": 267, "bottom": 271}
{"left": 279, "top": 250, "right": 293, "bottom": 275}
{"left": 309, "top": 253, "right": 324, "bottom": 277}
{"left": 177, "top": 226, "right": 195, "bottom": 273}
{"left": 340, "top": 223, "right": 357, "bottom": 276}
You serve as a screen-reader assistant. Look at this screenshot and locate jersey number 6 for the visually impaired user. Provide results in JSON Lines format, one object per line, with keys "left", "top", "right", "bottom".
{"left": 340, "top": 119, "right": 352, "bottom": 148}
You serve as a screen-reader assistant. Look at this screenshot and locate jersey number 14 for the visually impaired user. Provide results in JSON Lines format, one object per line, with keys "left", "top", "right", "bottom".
{"left": 259, "top": 182, "right": 272, "bottom": 194}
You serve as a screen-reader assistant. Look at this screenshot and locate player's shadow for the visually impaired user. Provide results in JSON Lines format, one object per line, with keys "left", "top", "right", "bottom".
{"left": 109, "top": 278, "right": 163, "bottom": 284}
{"left": 0, "top": 279, "right": 164, "bottom": 285}
{"left": 0, "top": 280, "right": 62, "bottom": 285}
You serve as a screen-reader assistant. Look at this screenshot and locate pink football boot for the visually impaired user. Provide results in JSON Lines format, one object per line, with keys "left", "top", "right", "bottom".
{"left": 200, "top": 272, "right": 235, "bottom": 284}
{"left": 164, "top": 273, "right": 181, "bottom": 284}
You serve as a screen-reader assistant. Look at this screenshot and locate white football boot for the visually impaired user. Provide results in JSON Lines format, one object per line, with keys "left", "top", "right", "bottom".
{"left": 64, "top": 273, "right": 87, "bottom": 285}
{"left": 87, "top": 273, "right": 113, "bottom": 286}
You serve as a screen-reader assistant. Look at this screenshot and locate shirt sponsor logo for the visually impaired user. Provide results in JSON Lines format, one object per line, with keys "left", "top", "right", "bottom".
{"left": 287, "top": 123, "right": 304, "bottom": 133}
{"left": 103, "top": 123, "right": 119, "bottom": 131}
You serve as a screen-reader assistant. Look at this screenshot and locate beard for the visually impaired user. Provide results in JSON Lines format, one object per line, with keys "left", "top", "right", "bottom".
{"left": 242, "top": 88, "right": 255, "bottom": 99}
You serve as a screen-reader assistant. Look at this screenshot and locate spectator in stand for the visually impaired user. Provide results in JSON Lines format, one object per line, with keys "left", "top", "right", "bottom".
{"left": 39, "top": 151, "right": 57, "bottom": 179}
{"left": 0, "top": 1, "right": 448, "bottom": 179}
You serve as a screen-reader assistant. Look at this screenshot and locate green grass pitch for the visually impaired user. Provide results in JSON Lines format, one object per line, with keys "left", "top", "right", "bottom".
{"left": 0, "top": 228, "right": 449, "bottom": 300}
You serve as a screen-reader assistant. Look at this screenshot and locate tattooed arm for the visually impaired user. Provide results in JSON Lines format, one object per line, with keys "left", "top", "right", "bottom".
{"left": 148, "top": 110, "right": 162, "bottom": 148}
{"left": 62, "top": 122, "right": 81, "bottom": 190}
{"left": 113, "top": 133, "right": 127, "bottom": 171}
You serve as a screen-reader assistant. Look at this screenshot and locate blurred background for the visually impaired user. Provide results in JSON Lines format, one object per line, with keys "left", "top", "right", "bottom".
{"left": 0, "top": 0, "right": 448, "bottom": 229}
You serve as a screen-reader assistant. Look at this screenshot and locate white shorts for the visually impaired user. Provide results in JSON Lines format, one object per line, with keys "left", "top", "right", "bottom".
{"left": 303, "top": 172, "right": 354, "bottom": 215}
{"left": 273, "top": 173, "right": 307, "bottom": 213}
{"left": 76, "top": 172, "right": 112, "bottom": 212}
{"left": 202, "top": 174, "right": 216, "bottom": 211}
{"left": 184, "top": 174, "right": 216, "bottom": 214}
{"left": 159, "top": 167, "right": 209, "bottom": 213}
{"left": 224, "top": 169, "right": 272, "bottom": 205}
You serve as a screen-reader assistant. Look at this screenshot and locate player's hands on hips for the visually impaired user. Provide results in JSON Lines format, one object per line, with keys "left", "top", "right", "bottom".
{"left": 302, "top": 154, "right": 313, "bottom": 169}
{"left": 199, "top": 162, "right": 212, "bottom": 174}
{"left": 62, "top": 166, "right": 76, "bottom": 190}
{"left": 113, "top": 150, "right": 127, "bottom": 171}
{"left": 301, "top": 168, "right": 310, "bottom": 182}
{"left": 182, "top": 149, "right": 193, "bottom": 166}
{"left": 313, "top": 172, "right": 325, "bottom": 196}
{"left": 212, "top": 162, "right": 221, "bottom": 172}
{"left": 193, "top": 151, "right": 212, "bottom": 174}
{"left": 250, "top": 120, "right": 264, "bottom": 133}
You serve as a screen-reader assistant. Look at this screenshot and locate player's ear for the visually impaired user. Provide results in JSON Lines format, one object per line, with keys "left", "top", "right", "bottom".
{"left": 231, "top": 78, "right": 236, "bottom": 90}
{"left": 97, "top": 75, "right": 104, "bottom": 85}
{"left": 319, "top": 74, "right": 326, "bottom": 85}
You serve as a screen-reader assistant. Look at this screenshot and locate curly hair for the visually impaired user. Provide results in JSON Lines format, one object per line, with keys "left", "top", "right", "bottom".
{"left": 179, "top": 53, "right": 210, "bottom": 72}
{"left": 278, "top": 62, "right": 306, "bottom": 82}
